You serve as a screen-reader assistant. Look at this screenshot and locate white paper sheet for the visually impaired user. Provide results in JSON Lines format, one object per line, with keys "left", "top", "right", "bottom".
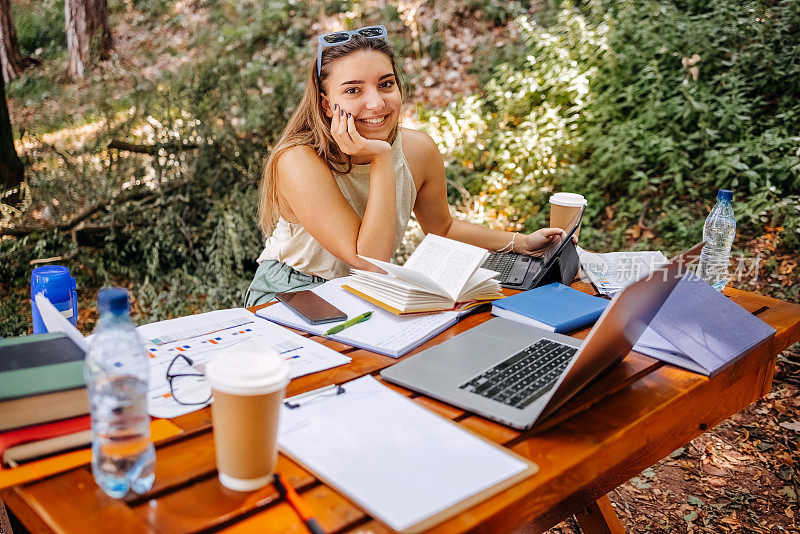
{"left": 34, "top": 293, "right": 90, "bottom": 352}
{"left": 143, "top": 309, "right": 351, "bottom": 418}
{"left": 577, "top": 247, "right": 669, "bottom": 296}
{"left": 278, "top": 376, "right": 529, "bottom": 532}
{"left": 633, "top": 327, "right": 707, "bottom": 375}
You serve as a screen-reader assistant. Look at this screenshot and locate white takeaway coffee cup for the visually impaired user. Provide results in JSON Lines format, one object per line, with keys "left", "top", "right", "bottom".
{"left": 549, "top": 192, "right": 587, "bottom": 239}
{"left": 206, "top": 345, "right": 290, "bottom": 492}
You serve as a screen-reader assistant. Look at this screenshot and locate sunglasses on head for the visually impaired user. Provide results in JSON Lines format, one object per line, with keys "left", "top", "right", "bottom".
{"left": 316, "top": 25, "right": 389, "bottom": 76}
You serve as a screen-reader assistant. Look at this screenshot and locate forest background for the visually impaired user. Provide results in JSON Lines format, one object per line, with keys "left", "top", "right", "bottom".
{"left": 1, "top": 0, "right": 798, "bottom": 531}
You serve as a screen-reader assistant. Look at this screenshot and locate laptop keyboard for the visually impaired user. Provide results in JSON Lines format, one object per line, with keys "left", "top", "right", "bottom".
{"left": 459, "top": 339, "right": 578, "bottom": 410}
{"left": 481, "top": 252, "right": 530, "bottom": 285}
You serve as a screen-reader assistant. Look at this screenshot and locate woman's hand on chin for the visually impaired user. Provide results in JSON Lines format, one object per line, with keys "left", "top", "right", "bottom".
{"left": 517, "top": 227, "right": 576, "bottom": 256}
{"left": 331, "top": 104, "right": 392, "bottom": 162}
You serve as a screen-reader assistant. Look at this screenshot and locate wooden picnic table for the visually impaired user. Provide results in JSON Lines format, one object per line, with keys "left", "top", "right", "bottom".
{"left": 3, "top": 281, "right": 799, "bottom": 534}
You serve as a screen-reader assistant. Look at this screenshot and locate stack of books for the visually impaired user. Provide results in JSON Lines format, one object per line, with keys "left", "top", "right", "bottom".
{"left": 0, "top": 333, "right": 90, "bottom": 467}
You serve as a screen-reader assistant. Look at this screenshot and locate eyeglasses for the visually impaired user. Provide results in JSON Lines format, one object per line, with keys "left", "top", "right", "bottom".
{"left": 317, "top": 25, "right": 389, "bottom": 76}
{"left": 166, "top": 353, "right": 212, "bottom": 406}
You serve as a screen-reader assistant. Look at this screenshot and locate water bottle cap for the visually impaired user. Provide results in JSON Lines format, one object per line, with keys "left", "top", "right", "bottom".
{"left": 717, "top": 189, "right": 733, "bottom": 202}
{"left": 31, "top": 265, "right": 76, "bottom": 303}
{"left": 98, "top": 287, "right": 129, "bottom": 314}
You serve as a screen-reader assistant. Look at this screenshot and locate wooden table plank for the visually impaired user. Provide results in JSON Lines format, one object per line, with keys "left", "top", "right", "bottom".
{"left": 9, "top": 469, "right": 153, "bottom": 534}
{"left": 217, "top": 485, "right": 367, "bottom": 534}
{"left": 167, "top": 408, "right": 213, "bottom": 434}
{"left": 127, "top": 432, "right": 218, "bottom": 502}
{"left": 132, "top": 456, "right": 313, "bottom": 533}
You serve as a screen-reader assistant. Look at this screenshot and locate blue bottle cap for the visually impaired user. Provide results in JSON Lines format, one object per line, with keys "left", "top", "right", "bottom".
{"left": 717, "top": 189, "right": 733, "bottom": 202}
{"left": 31, "top": 265, "right": 76, "bottom": 304}
{"left": 98, "top": 287, "right": 130, "bottom": 314}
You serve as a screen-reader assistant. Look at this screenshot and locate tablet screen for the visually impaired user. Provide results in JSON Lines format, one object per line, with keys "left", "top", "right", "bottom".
{"left": 538, "top": 205, "right": 584, "bottom": 267}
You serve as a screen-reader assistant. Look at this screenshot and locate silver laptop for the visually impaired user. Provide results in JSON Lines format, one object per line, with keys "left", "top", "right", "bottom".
{"left": 381, "top": 259, "right": 686, "bottom": 430}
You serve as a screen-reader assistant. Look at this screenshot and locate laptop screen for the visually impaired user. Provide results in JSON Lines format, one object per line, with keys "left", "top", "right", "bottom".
{"left": 538, "top": 205, "right": 585, "bottom": 267}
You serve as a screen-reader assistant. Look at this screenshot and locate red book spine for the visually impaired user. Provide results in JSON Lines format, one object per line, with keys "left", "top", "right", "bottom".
{"left": 0, "top": 416, "right": 92, "bottom": 458}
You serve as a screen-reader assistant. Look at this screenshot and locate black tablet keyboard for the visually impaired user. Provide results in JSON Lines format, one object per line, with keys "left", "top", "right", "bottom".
{"left": 482, "top": 252, "right": 532, "bottom": 285}
{"left": 459, "top": 338, "right": 578, "bottom": 409}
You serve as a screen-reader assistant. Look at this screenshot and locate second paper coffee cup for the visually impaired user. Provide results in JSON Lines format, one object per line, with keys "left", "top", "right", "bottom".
{"left": 549, "top": 192, "right": 587, "bottom": 239}
{"left": 207, "top": 345, "right": 290, "bottom": 492}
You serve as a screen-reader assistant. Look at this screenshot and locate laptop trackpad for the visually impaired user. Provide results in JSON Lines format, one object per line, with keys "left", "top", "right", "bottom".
{"left": 508, "top": 257, "right": 531, "bottom": 285}
{"left": 417, "top": 331, "right": 522, "bottom": 383}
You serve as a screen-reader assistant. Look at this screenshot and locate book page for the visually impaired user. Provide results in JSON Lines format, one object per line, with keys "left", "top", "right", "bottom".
{"left": 357, "top": 256, "right": 446, "bottom": 296}
{"left": 460, "top": 268, "right": 503, "bottom": 301}
{"left": 350, "top": 268, "right": 443, "bottom": 297}
{"left": 404, "top": 235, "right": 489, "bottom": 301}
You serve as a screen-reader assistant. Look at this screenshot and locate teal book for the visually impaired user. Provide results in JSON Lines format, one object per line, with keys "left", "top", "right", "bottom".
{"left": 491, "top": 283, "right": 609, "bottom": 333}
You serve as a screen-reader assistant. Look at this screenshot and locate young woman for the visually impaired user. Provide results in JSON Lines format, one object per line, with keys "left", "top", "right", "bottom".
{"left": 246, "top": 26, "right": 566, "bottom": 306}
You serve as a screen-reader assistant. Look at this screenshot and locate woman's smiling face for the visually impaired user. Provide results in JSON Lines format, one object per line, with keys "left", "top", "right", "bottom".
{"left": 321, "top": 50, "right": 402, "bottom": 141}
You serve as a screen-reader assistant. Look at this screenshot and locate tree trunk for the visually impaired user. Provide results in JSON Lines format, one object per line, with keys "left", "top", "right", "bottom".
{"left": 0, "top": 0, "right": 26, "bottom": 82}
{"left": 65, "top": 0, "right": 113, "bottom": 79}
{"left": 0, "top": 73, "right": 23, "bottom": 195}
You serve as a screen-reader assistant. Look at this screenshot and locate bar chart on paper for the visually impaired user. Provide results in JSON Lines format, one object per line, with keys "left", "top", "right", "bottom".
{"left": 140, "top": 309, "right": 351, "bottom": 418}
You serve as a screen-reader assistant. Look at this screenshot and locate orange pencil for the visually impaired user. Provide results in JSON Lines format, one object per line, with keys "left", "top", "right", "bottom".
{"left": 273, "top": 473, "right": 325, "bottom": 534}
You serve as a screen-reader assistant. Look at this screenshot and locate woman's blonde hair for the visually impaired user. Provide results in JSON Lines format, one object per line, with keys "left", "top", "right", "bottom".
{"left": 257, "top": 35, "right": 403, "bottom": 235}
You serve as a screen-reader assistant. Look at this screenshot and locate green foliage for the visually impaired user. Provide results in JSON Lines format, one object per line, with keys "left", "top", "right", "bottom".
{"left": 130, "top": 0, "right": 173, "bottom": 19}
{"left": 582, "top": 0, "right": 800, "bottom": 250}
{"left": 421, "top": 0, "right": 800, "bottom": 255}
{"left": 12, "top": 0, "right": 66, "bottom": 57}
{"left": 420, "top": 9, "right": 604, "bottom": 233}
{"left": 469, "top": 0, "right": 532, "bottom": 25}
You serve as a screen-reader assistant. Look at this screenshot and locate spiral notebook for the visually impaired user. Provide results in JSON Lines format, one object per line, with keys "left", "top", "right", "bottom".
{"left": 256, "top": 277, "right": 461, "bottom": 358}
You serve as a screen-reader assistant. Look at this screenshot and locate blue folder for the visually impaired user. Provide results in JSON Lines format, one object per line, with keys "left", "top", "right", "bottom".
{"left": 635, "top": 273, "right": 776, "bottom": 376}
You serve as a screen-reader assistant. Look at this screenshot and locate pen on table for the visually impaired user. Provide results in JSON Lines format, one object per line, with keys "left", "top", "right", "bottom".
{"left": 273, "top": 473, "right": 325, "bottom": 534}
{"left": 323, "top": 311, "right": 372, "bottom": 336}
{"left": 283, "top": 383, "right": 345, "bottom": 409}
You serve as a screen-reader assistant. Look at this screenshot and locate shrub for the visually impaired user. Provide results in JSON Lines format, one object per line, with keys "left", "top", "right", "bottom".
{"left": 420, "top": 0, "right": 800, "bottom": 254}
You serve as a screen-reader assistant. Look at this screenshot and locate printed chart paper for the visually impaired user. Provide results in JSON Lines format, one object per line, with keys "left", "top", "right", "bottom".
{"left": 143, "top": 309, "right": 351, "bottom": 418}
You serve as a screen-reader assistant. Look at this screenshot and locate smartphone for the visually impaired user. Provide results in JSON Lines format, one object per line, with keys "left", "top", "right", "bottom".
{"left": 275, "top": 290, "right": 347, "bottom": 325}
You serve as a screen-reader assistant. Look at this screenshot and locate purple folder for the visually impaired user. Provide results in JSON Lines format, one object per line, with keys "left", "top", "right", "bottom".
{"left": 647, "top": 273, "right": 775, "bottom": 376}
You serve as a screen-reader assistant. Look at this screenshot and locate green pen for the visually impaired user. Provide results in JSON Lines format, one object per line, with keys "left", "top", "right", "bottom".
{"left": 324, "top": 311, "right": 372, "bottom": 336}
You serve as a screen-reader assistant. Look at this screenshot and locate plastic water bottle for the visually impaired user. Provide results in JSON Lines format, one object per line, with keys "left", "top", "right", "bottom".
{"left": 85, "top": 287, "right": 154, "bottom": 498}
{"left": 698, "top": 189, "right": 736, "bottom": 291}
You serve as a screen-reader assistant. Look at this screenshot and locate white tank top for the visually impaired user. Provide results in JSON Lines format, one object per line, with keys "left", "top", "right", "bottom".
{"left": 256, "top": 131, "right": 417, "bottom": 280}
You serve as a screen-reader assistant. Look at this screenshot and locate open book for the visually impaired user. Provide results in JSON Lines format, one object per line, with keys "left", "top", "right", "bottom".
{"left": 343, "top": 234, "right": 503, "bottom": 315}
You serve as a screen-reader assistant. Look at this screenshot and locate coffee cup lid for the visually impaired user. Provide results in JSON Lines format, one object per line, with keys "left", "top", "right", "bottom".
{"left": 207, "top": 345, "right": 290, "bottom": 396}
{"left": 549, "top": 192, "right": 587, "bottom": 208}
